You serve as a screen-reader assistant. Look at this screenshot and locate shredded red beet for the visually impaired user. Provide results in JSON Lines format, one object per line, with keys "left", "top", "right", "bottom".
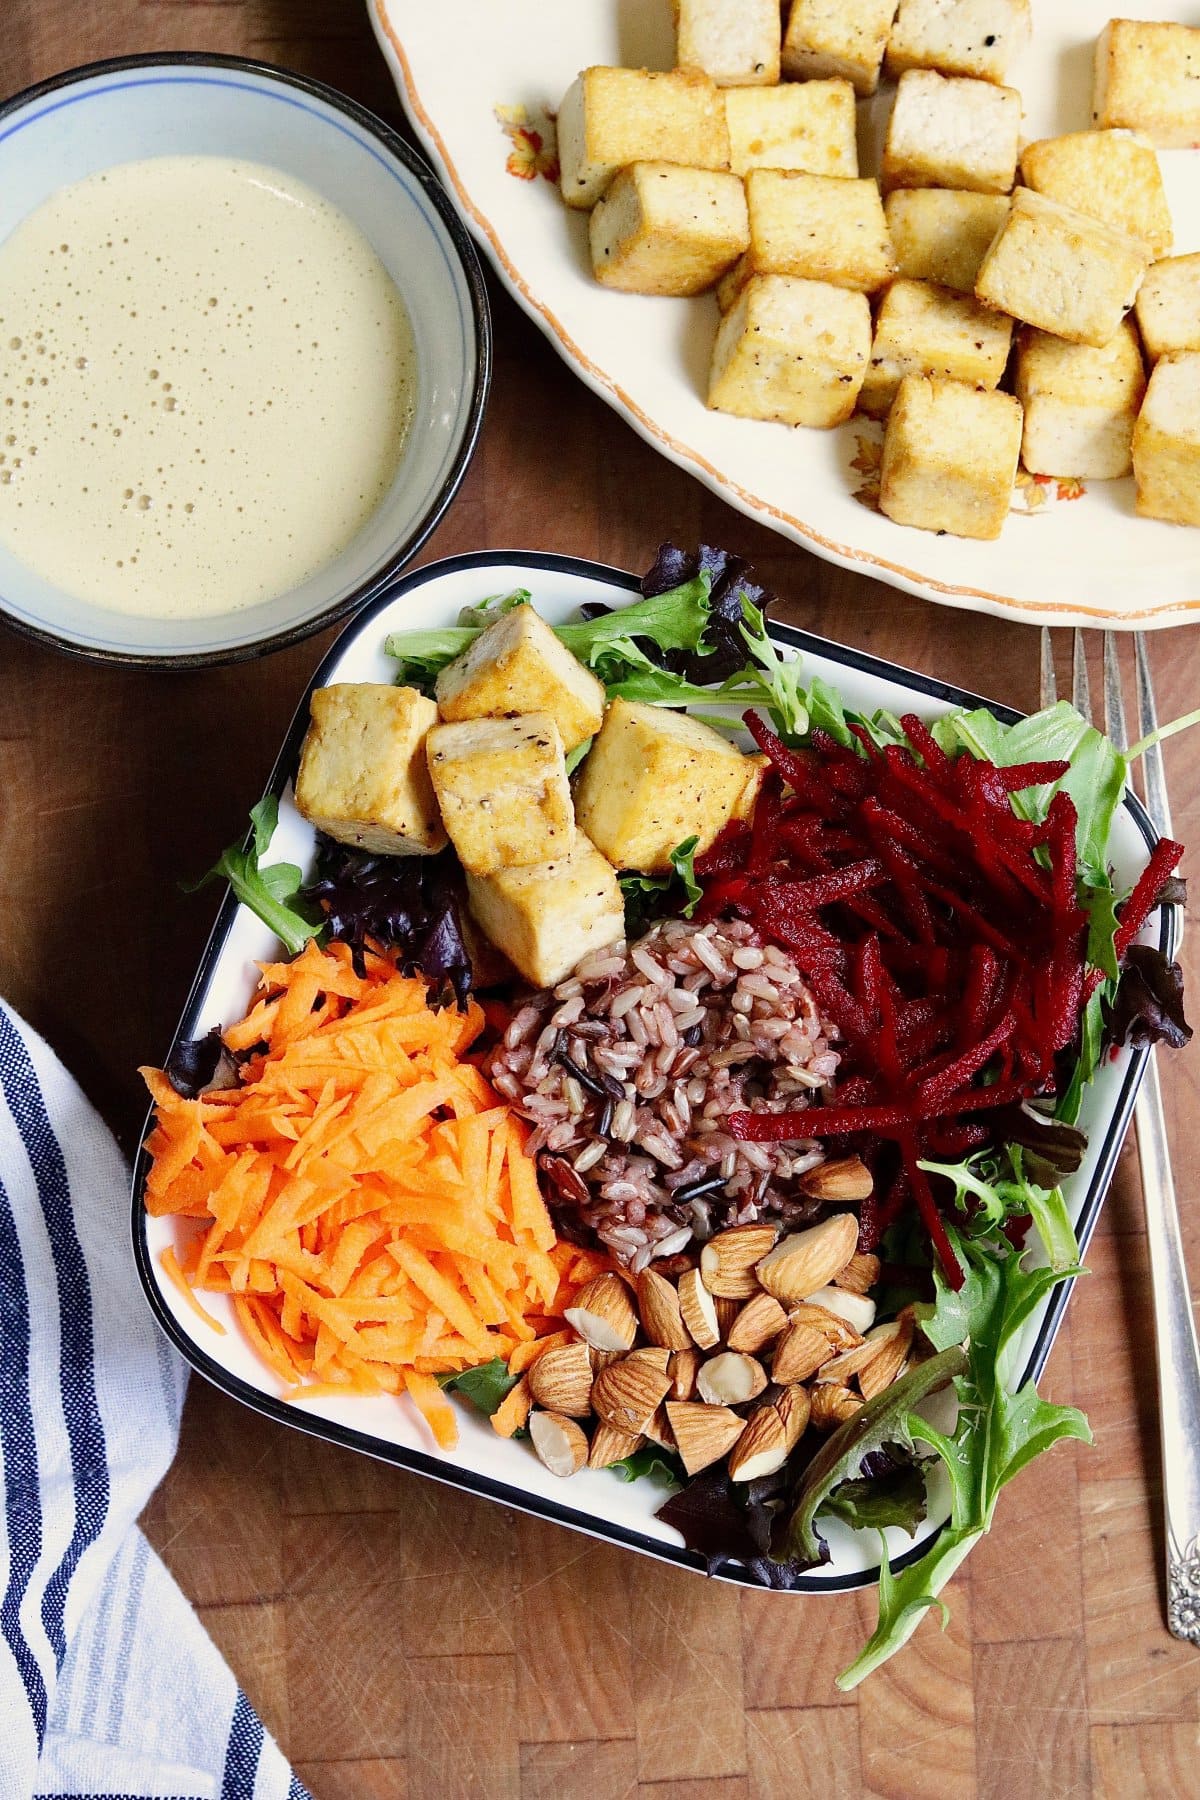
{"left": 711, "top": 714, "right": 1181, "bottom": 1289}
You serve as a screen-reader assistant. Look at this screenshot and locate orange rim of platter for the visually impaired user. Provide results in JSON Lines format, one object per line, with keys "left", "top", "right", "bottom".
{"left": 372, "top": 1, "right": 1200, "bottom": 627}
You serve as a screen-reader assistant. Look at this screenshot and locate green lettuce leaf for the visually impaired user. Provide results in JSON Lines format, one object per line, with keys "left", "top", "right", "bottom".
{"left": 183, "top": 797, "right": 321, "bottom": 957}
{"left": 437, "top": 1357, "right": 520, "bottom": 1417}
{"left": 607, "top": 1444, "right": 684, "bottom": 1485}
{"left": 620, "top": 837, "right": 705, "bottom": 933}
{"left": 822, "top": 1464, "right": 928, "bottom": 1537}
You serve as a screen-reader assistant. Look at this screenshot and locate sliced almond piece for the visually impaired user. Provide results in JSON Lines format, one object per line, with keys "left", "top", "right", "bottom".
{"left": 527, "top": 1339, "right": 594, "bottom": 1416}
{"left": 591, "top": 1349, "right": 672, "bottom": 1435}
{"left": 775, "top": 1383, "right": 811, "bottom": 1452}
{"left": 809, "top": 1382, "right": 863, "bottom": 1430}
{"left": 858, "top": 1315, "right": 916, "bottom": 1400}
{"left": 643, "top": 1403, "right": 675, "bottom": 1450}
{"left": 529, "top": 1410, "right": 588, "bottom": 1477}
{"left": 787, "top": 1302, "right": 864, "bottom": 1354}
{"left": 833, "top": 1250, "right": 881, "bottom": 1295}
{"left": 728, "top": 1403, "right": 789, "bottom": 1481}
{"left": 588, "top": 1421, "right": 644, "bottom": 1470}
{"left": 700, "top": 1222, "right": 778, "bottom": 1297}
{"left": 564, "top": 1273, "right": 638, "bottom": 1353}
{"left": 668, "top": 1346, "right": 700, "bottom": 1401}
{"left": 757, "top": 1214, "right": 859, "bottom": 1306}
{"left": 636, "top": 1268, "right": 693, "bottom": 1351}
{"left": 803, "top": 1285, "right": 877, "bottom": 1335}
{"left": 696, "top": 1351, "right": 767, "bottom": 1407}
{"left": 797, "top": 1154, "right": 873, "bottom": 1202}
{"left": 665, "top": 1401, "right": 746, "bottom": 1476}
{"left": 678, "top": 1268, "right": 721, "bottom": 1349}
{"left": 727, "top": 1291, "right": 789, "bottom": 1355}
{"left": 815, "top": 1316, "right": 914, "bottom": 1389}
{"left": 771, "top": 1320, "right": 837, "bottom": 1386}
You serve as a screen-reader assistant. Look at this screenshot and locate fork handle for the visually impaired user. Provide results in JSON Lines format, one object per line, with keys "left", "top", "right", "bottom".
{"left": 1136, "top": 1049, "right": 1200, "bottom": 1644}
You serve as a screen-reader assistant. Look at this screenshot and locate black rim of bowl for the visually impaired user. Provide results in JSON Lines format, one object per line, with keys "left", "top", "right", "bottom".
{"left": 0, "top": 51, "right": 492, "bottom": 670}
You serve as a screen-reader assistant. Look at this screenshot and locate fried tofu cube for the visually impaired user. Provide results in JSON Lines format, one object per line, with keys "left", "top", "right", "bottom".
{"left": 1135, "top": 254, "right": 1200, "bottom": 362}
{"left": 294, "top": 684, "right": 446, "bottom": 857}
{"left": 434, "top": 604, "right": 605, "bottom": 754}
{"left": 884, "top": 189, "right": 1009, "bottom": 292}
{"left": 466, "top": 837, "right": 624, "bottom": 989}
{"left": 744, "top": 170, "right": 896, "bottom": 293}
{"left": 724, "top": 80, "right": 859, "bottom": 178}
{"left": 1132, "top": 353, "right": 1200, "bottom": 525}
{"left": 708, "top": 273, "right": 871, "bottom": 426}
{"left": 557, "top": 67, "right": 730, "bottom": 210}
{"left": 782, "top": 0, "right": 897, "bottom": 96}
{"left": 574, "top": 698, "right": 763, "bottom": 873}
{"left": 974, "top": 188, "right": 1151, "bottom": 349}
{"left": 882, "top": 69, "right": 1022, "bottom": 194}
{"left": 1093, "top": 19, "right": 1200, "bottom": 151}
{"left": 885, "top": 0, "right": 1032, "bottom": 84}
{"left": 589, "top": 163, "right": 749, "bottom": 296}
{"left": 425, "top": 714, "right": 574, "bottom": 876}
{"left": 675, "top": 0, "right": 781, "bottom": 86}
{"left": 879, "top": 375, "right": 1022, "bottom": 538}
{"left": 1015, "top": 320, "right": 1146, "bottom": 480}
{"left": 1020, "top": 130, "right": 1173, "bottom": 259}
{"left": 860, "top": 277, "right": 1013, "bottom": 418}
{"left": 716, "top": 251, "right": 750, "bottom": 312}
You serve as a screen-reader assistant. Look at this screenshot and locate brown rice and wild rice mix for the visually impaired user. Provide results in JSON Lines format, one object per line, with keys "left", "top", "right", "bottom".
{"left": 487, "top": 917, "right": 841, "bottom": 1272}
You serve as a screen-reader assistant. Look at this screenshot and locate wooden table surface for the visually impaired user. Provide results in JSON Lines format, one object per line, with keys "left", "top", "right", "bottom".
{"left": 3, "top": 4, "right": 1200, "bottom": 1795}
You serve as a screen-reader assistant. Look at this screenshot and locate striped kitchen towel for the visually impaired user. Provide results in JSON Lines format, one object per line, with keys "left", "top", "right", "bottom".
{"left": 0, "top": 1002, "right": 310, "bottom": 1800}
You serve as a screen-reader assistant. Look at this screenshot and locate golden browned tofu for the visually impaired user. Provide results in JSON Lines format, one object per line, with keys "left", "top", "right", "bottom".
{"left": 675, "top": 0, "right": 780, "bottom": 86}
{"left": 557, "top": 67, "right": 730, "bottom": 210}
{"left": 425, "top": 714, "right": 574, "bottom": 876}
{"left": 1093, "top": 19, "right": 1200, "bottom": 150}
{"left": 294, "top": 684, "right": 446, "bottom": 857}
{"left": 1015, "top": 321, "right": 1145, "bottom": 480}
{"left": 782, "top": 0, "right": 897, "bottom": 96}
{"left": 860, "top": 277, "right": 1013, "bottom": 419}
{"left": 435, "top": 604, "right": 605, "bottom": 754}
{"left": 1135, "top": 255, "right": 1200, "bottom": 362}
{"left": 723, "top": 80, "right": 858, "bottom": 178}
{"left": 879, "top": 375, "right": 1022, "bottom": 539}
{"left": 1132, "top": 354, "right": 1200, "bottom": 526}
{"left": 574, "top": 697, "right": 762, "bottom": 873}
{"left": 466, "top": 836, "right": 624, "bottom": 989}
{"left": 1020, "top": 130, "right": 1173, "bottom": 258}
{"left": 884, "top": 189, "right": 1009, "bottom": 293}
{"left": 882, "top": 70, "right": 1022, "bottom": 194}
{"left": 744, "top": 170, "right": 896, "bottom": 293}
{"left": 975, "top": 188, "right": 1151, "bottom": 349}
{"left": 708, "top": 273, "right": 871, "bottom": 427}
{"left": 885, "top": 0, "right": 1032, "bottom": 84}
{"left": 589, "top": 163, "right": 749, "bottom": 296}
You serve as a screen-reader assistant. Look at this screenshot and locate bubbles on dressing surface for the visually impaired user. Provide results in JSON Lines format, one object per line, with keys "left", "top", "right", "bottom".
{"left": 0, "top": 156, "right": 416, "bottom": 618}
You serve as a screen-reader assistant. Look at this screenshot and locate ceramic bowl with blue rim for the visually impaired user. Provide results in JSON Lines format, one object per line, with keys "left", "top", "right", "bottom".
{"left": 0, "top": 54, "right": 490, "bottom": 666}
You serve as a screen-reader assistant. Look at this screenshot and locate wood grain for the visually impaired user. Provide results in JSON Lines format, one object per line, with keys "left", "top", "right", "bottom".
{"left": 2, "top": 4, "right": 1200, "bottom": 1796}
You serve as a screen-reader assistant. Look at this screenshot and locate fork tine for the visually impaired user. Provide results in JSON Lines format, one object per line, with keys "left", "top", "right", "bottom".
{"left": 1071, "top": 627, "right": 1092, "bottom": 725}
{"left": 1039, "top": 626, "right": 1057, "bottom": 709}
{"left": 1135, "top": 632, "right": 1174, "bottom": 841}
{"left": 1103, "top": 630, "right": 1127, "bottom": 753}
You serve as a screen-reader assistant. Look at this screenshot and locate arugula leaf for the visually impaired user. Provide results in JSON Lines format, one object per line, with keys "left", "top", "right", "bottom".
{"left": 1056, "top": 987, "right": 1105, "bottom": 1125}
{"left": 564, "top": 736, "right": 593, "bottom": 776}
{"left": 737, "top": 600, "right": 811, "bottom": 740}
{"left": 835, "top": 1226, "right": 1091, "bottom": 1690}
{"left": 620, "top": 837, "right": 705, "bottom": 933}
{"left": 456, "top": 588, "right": 531, "bottom": 630}
{"left": 437, "top": 1358, "right": 520, "bottom": 1417}
{"left": 823, "top": 1464, "right": 929, "bottom": 1537}
{"left": 183, "top": 797, "right": 321, "bottom": 957}
{"left": 917, "top": 1143, "right": 1080, "bottom": 1272}
{"left": 606, "top": 1444, "right": 684, "bottom": 1485}
{"left": 670, "top": 837, "right": 702, "bottom": 918}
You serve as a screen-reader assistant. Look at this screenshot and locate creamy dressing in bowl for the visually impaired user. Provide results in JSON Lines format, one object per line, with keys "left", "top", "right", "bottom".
{"left": 0, "top": 156, "right": 416, "bottom": 619}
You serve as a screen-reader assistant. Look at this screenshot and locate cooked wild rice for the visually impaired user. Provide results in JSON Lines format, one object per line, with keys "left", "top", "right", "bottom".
{"left": 487, "top": 918, "right": 841, "bottom": 1272}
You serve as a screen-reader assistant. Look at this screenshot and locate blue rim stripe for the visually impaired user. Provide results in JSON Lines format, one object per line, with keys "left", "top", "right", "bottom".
{"left": 0, "top": 1009, "right": 110, "bottom": 1672}
{"left": 0, "top": 1171, "right": 48, "bottom": 1740}
{"left": 220, "top": 1688, "right": 264, "bottom": 1800}
{"left": 0, "top": 69, "right": 472, "bottom": 654}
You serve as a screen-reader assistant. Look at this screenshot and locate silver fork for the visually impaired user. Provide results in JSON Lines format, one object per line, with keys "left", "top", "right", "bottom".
{"left": 1042, "top": 625, "right": 1200, "bottom": 1646}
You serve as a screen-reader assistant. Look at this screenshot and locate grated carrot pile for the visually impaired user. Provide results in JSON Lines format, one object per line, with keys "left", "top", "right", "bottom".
{"left": 141, "top": 940, "right": 573, "bottom": 1450}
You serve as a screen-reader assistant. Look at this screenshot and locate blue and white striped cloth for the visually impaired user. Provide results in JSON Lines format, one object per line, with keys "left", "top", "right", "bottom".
{"left": 0, "top": 1002, "right": 309, "bottom": 1800}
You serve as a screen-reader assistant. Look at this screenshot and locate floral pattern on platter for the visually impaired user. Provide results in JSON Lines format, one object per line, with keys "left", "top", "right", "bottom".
{"left": 495, "top": 103, "right": 559, "bottom": 182}
{"left": 850, "top": 427, "right": 1089, "bottom": 516}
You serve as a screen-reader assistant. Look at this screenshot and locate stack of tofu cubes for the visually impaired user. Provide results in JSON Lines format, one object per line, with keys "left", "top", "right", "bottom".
{"left": 559, "top": 6, "right": 1200, "bottom": 536}
{"left": 293, "top": 604, "right": 764, "bottom": 991}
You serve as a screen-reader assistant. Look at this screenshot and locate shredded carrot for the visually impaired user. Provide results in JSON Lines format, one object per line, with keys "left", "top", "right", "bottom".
{"left": 507, "top": 1328, "right": 574, "bottom": 1375}
{"left": 140, "top": 943, "right": 566, "bottom": 1450}
{"left": 160, "top": 1246, "right": 226, "bottom": 1335}
{"left": 490, "top": 1374, "right": 533, "bottom": 1439}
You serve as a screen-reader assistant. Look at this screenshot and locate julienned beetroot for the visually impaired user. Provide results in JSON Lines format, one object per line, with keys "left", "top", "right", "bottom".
{"left": 707, "top": 713, "right": 1183, "bottom": 1288}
